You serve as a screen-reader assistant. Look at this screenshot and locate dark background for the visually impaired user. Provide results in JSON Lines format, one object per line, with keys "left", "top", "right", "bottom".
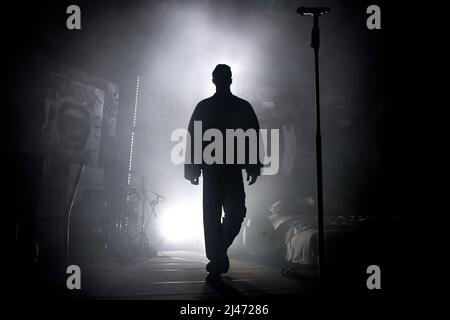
{"left": 1, "top": 0, "right": 405, "bottom": 301}
{"left": 3, "top": 0, "right": 402, "bottom": 215}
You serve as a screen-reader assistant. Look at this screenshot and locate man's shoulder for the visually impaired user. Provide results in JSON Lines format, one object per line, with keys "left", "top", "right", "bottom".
{"left": 196, "top": 96, "right": 215, "bottom": 109}
{"left": 232, "top": 95, "right": 252, "bottom": 108}
{"left": 196, "top": 94, "right": 252, "bottom": 109}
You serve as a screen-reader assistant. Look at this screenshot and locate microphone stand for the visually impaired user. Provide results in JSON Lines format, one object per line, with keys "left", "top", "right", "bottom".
{"left": 297, "top": 6, "right": 330, "bottom": 293}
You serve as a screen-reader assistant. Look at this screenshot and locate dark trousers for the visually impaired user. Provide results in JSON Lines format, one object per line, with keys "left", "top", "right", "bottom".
{"left": 202, "top": 167, "right": 246, "bottom": 273}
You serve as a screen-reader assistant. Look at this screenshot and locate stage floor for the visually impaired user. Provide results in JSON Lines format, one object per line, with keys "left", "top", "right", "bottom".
{"left": 83, "top": 250, "right": 317, "bottom": 299}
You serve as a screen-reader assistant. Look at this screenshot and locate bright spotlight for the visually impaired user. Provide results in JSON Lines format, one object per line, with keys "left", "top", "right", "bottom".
{"left": 159, "top": 202, "right": 204, "bottom": 243}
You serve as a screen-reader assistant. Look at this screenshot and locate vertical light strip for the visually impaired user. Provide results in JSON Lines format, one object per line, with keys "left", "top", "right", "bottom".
{"left": 127, "top": 76, "right": 140, "bottom": 190}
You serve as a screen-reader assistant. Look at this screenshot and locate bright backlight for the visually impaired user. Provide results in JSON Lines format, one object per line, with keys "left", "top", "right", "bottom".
{"left": 159, "top": 202, "right": 204, "bottom": 242}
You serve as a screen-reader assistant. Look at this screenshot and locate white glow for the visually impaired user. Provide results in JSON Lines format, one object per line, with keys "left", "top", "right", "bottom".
{"left": 139, "top": 3, "right": 263, "bottom": 246}
{"left": 159, "top": 201, "right": 204, "bottom": 243}
{"left": 141, "top": 3, "right": 261, "bottom": 108}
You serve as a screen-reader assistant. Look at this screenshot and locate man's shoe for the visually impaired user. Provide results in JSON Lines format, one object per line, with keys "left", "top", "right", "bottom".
{"left": 206, "top": 256, "right": 230, "bottom": 274}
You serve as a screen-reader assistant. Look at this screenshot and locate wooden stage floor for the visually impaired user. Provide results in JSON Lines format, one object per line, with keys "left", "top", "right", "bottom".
{"left": 83, "top": 250, "right": 317, "bottom": 300}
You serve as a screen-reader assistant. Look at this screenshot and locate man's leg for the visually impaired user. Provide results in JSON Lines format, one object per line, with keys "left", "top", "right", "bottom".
{"left": 202, "top": 170, "right": 228, "bottom": 274}
{"left": 222, "top": 170, "right": 247, "bottom": 263}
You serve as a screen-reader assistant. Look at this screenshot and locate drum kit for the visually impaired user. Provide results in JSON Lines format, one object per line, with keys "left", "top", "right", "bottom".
{"left": 106, "top": 175, "right": 166, "bottom": 261}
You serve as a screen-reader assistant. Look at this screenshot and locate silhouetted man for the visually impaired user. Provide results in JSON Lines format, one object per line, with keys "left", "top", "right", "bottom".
{"left": 185, "top": 64, "right": 262, "bottom": 282}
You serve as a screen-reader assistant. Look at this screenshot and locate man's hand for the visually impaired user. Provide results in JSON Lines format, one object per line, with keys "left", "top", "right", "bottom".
{"left": 246, "top": 172, "right": 258, "bottom": 185}
{"left": 189, "top": 176, "right": 199, "bottom": 185}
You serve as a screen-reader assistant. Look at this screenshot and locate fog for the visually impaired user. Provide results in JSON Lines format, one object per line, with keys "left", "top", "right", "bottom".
{"left": 6, "top": 0, "right": 393, "bottom": 252}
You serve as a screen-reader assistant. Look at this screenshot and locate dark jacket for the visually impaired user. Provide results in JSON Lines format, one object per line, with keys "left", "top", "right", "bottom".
{"left": 184, "top": 92, "right": 263, "bottom": 180}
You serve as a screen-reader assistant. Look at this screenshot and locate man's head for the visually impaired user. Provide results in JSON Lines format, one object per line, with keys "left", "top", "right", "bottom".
{"left": 212, "top": 64, "right": 232, "bottom": 88}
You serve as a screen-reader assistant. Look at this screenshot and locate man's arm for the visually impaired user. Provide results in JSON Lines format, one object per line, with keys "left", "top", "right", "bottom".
{"left": 245, "top": 102, "right": 264, "bottom": 185}
{"left": 184, "top": 104, "right": 202, "bottom": 185}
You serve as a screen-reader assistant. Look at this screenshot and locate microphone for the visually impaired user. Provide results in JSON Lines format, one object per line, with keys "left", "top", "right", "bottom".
{"left": 296, "top": 6, "right": 330, "bottom": 16}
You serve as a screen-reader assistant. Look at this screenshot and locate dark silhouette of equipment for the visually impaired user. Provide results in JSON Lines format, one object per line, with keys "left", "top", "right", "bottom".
{"left": 297, "top": 5, "right": 330, "bottom": 292}
{"left": 135, "top": 176, "right": 164, "bottom": 252}
{"left": 65, "top": 161, "right": 86, "bottom": 265}
{"left": 109, "top": 176, "right": 165, "bottom": 260}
